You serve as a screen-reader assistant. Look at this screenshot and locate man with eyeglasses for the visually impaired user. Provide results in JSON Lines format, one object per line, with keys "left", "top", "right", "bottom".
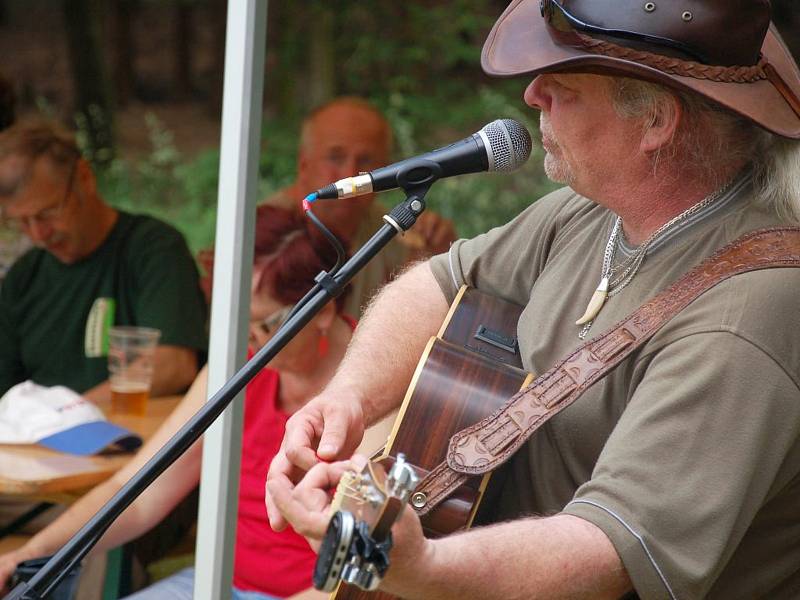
{"left": 0, "top": 120, "right": 207, "bottom": 403}
{"left": 267, "top": 2, "right": 800, "bottom": 599}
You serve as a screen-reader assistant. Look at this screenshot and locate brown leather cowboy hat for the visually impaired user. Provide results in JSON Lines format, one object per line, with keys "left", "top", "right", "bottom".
{"left": 482, "top": 0, "right": 800, "bottom": 139}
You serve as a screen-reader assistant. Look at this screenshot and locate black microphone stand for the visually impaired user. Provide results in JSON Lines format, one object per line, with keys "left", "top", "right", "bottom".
{"left": 5, "top": 187, "right": 430, "bottom": 600}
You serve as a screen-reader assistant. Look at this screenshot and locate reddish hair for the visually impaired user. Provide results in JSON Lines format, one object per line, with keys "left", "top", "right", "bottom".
{"left": 252, "top": 205, "right": 349, "bottom": 312}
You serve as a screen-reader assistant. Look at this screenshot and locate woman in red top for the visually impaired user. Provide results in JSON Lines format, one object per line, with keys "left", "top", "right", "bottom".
{"left": 0, "top": 206, "right": 358, "bottom": 599}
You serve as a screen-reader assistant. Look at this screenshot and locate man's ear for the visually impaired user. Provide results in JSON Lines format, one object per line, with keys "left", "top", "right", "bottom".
{"left": 296, "top": 148, "right": 311, "bottom": 183}
{"left": 640, "top": 94, "right": 682, "bottom": 154}
{"left": 75, "top": 158, "right": 97, "bottom": 197}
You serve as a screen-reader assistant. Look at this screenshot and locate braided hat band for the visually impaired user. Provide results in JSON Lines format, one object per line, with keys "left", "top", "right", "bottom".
{"left": 568, "top": 30, "right": 800, "bottom": 118}
{"left": 573, "top": 31, "right": 769, "bottom": 84}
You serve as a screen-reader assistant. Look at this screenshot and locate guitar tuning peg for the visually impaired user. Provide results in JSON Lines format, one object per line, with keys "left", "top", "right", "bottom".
{"left": 386, "top": 453, "right": 419, "bottom": 501}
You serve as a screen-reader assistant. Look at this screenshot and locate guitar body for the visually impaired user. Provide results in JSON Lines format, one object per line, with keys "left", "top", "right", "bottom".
{"left": 333, "top": 287, "right": 531, "bottom": 599}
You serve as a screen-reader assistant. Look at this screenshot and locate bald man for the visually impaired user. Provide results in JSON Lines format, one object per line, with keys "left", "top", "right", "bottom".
{"left": 264, "top": 97, "right": 456, "bottom": 318}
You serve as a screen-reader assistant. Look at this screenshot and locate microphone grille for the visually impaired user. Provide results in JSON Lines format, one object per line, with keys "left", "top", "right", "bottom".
{"left": 480, "top": 119, "right": 532, "bottom": 172}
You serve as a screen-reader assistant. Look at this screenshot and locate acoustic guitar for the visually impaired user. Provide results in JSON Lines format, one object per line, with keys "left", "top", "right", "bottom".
{"left": 328, "top": 286, "right": 533, "bottom": 600}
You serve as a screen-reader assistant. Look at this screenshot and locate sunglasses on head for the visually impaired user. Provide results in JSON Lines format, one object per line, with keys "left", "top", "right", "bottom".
{"left": 539, "top": 0, "right": 710, "bottom": 64}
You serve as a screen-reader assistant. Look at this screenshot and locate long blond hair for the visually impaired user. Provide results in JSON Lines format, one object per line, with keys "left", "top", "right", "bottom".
{"left": 610, "top": 77, "right": 800, "bottom": 223}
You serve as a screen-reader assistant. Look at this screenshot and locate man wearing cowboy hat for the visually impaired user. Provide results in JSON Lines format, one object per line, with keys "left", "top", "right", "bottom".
{"left": 266, "top": 1, "right": 800, "bottom": 598}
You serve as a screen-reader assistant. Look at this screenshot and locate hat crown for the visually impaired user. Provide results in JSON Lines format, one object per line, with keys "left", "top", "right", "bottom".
{"left": 560, "top": 0, "right": 771, "bottom": 66}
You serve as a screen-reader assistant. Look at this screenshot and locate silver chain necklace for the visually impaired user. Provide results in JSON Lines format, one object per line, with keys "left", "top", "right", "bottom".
{"left": 576, "top": 182, "right": 733, "bottom": 339}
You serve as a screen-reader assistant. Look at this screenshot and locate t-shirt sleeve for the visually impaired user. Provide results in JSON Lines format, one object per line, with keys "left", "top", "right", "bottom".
{"left": 429, "top": 187, "right": 580, "bottom": 305}
{"left": 125, "top": 222, "right": 208, "bottom": 354}
{"left": 562, "top": 332, "right": 800, "bottom": 600}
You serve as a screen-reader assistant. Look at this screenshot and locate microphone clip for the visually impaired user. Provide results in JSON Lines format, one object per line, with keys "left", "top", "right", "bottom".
{"left": 382, "top": 183, "right": 430, "bottom": 235}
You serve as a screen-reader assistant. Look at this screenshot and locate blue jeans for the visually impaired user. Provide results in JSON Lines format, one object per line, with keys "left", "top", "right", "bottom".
{"left": 122, "top": 567, "right": 281, "bottom": 600}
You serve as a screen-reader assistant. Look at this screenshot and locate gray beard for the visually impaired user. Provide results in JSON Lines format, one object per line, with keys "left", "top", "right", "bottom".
{"left": 543, "top": 152, "right": 575, "bottom": 186}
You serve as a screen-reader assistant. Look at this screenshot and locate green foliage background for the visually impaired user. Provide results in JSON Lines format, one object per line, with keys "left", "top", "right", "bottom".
{"left": 96, "top": 1, "right": 558, "bottom": 254}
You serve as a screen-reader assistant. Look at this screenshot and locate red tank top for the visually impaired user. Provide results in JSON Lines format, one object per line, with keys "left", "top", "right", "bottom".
{"left": 233, "top": 315, "right": 356, "bottom": 595}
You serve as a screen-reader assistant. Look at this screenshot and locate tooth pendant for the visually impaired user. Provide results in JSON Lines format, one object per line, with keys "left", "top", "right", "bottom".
{"left": 575, "top": 277, "right": 609, "bottom": 326}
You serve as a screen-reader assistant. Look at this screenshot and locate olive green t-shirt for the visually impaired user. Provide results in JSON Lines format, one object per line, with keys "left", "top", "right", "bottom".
{"left": 429, "top": 177, "right": 800, "bottom": 599}
{"left": 0, "top": 211, "right": 208, "bottom": 395}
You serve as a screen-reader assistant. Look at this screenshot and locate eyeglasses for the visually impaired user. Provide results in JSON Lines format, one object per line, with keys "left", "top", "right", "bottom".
{"left": 0, "top": 161, "right": 78, "bottom": 232}
{"left": 540, "top": 0, "right": 709, "bottom": 64}
{"left": 252, "top": 304, "right": 295, "bottom": 337}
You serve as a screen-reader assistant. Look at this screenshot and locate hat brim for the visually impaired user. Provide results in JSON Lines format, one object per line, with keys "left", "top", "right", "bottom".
{"left": 39, "top": 421, "right": 142, "bottom": 456}
{"left": 482, "top": 0, "right": 800, "bottom": 139}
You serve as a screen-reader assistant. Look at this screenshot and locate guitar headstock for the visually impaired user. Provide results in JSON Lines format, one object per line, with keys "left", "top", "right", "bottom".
{"left": 313, "top": 454, "right": 419, "bottom": 593}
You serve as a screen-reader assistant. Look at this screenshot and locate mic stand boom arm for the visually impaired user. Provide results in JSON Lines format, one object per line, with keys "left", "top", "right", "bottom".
{"left": 5, "top": 188, "right": 430, "bottom": 600}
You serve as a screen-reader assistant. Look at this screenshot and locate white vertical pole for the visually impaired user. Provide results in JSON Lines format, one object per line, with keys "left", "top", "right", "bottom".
{"left": 194, "top": 2, "right": 267, "bottom": 599}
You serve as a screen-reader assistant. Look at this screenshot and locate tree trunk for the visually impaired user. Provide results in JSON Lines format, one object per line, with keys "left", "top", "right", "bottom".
{"left": 174, "top": 0, "right": 194, "bottom": 99}
{"left": 112, "top": 0, "right": 138, "bottom": 107}
{"left": 265, "top": 1, "right": 303, "bottom": 118}
{"left": 62, "top": 0, "right": 115, "bottom": 165}
{"left": 206, "top": 0, "right": 226, "bottom": 116}
{"left": 307, "top": 4, "right": 336, "bottom": 109}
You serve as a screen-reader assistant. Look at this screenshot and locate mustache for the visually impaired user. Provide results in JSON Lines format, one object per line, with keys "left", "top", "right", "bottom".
{"left": 539, "top": 113, "right": 557, "bottom": 148}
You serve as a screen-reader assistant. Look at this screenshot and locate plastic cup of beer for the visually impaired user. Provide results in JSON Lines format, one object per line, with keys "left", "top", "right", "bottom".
{"left": 108, "top": 326, "right": 161, "bottom": 416}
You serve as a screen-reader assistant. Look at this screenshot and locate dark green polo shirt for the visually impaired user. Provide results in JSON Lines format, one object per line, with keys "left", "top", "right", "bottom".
{"left": 0, "top": 211, "right": 208, "bottom": 395}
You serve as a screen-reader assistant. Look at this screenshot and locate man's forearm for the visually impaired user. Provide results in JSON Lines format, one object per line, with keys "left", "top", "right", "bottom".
{"left": 83, "top": 379, "right": 111, "bottom": 403}
{"left": 385, "top": 514, "right": 632, "bottom": 600}
{"left": 149, "top": 345, "right": 199, "bottom": 396}
{"left": 328, "top": 262, "right": 449, "bottom": 425}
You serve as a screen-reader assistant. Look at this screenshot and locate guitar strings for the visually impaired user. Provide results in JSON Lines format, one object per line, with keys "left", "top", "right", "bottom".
{"left": 331, "top": 471, "right": 369, "bottom": 511}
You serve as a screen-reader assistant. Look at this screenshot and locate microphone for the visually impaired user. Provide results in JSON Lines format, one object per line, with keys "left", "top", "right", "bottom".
{"left": 312, "top": 118, "right": 532, "bottom": 200}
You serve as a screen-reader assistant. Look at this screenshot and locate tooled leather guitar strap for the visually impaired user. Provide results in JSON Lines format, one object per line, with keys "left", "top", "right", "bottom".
{"left": 413, "top": 227, "right": 800, "bottom": 517}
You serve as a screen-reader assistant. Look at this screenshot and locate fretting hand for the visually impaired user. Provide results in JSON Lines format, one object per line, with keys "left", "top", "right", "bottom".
{"left": 265, "top": 389, "right": 366, "bottom": 531}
